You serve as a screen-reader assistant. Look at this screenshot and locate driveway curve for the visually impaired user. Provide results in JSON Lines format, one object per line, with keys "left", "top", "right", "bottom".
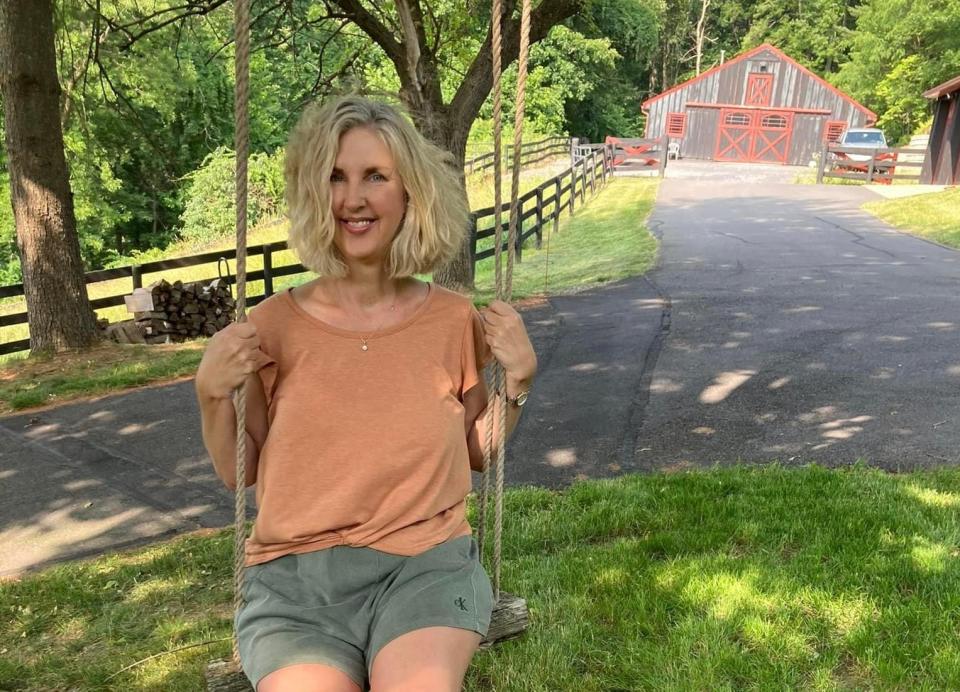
{"left": 631, "top": 176, "right": 960, "bottom": 472}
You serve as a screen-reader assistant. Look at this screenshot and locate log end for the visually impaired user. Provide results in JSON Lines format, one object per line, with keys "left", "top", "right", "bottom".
{"left": 480, "top": 592, "right": 529, "bottom": 648}
{"left": 204, "top": 659, "right": 252, "bottom": 692}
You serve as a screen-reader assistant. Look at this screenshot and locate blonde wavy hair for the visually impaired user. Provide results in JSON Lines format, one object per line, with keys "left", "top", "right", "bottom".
{"left": 284, "top": 95, "right": 469, "bottom": 278}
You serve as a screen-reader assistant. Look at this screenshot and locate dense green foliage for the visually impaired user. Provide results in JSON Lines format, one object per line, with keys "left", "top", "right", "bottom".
{"left": 0, "top": 0, "right": 953, "bottom": 284}
{"left": 179, "top": 148, "right": 285, "bottom": 247}
{"left": 835, "top": 0, "right": 960, "bottom": 143}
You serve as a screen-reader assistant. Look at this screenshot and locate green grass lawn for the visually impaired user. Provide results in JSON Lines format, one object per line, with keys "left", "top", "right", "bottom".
{"left": 4, "top": 464, "right": 960, "bottom": 690}
{"left": 794, "top": 170, "right": 864, "bottom": 185}
{"left": 863, "top": 187, "right": 960, "bottom": 249}
{"left": 472, "top": 177, "right": 658, "bottom": 304}
{"left": 0, "top": 176, "right": 657, "bottom": 414}
{"left": 0, "top": 341, "right": 207, "bottom": 414}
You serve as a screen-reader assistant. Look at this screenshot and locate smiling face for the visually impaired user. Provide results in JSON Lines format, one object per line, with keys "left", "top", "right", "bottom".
{"left": 330, "top": 126, "right": 407, "bottom": 269}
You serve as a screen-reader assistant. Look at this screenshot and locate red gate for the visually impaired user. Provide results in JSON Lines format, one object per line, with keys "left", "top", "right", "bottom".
{"left": 715, "top": 109, "right": 793, "bottom": 163}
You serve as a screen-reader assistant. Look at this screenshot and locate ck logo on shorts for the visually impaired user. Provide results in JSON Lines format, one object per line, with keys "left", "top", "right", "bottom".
{"left": 455, "top": 596, "right": 469, "bottom": 612}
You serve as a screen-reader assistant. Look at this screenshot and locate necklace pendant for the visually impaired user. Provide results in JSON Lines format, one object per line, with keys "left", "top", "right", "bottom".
{"left": 361, "top": 340, "right": 369, "bottom": 351}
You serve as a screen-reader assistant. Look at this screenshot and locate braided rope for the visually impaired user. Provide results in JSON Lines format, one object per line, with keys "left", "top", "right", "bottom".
{"left": 231, "top": 0, "right": 250, "bottom": 669}
{"left": 490, "top": 0, "right": 505, "bottom": 303}
{"left": 504, "top": 0, "right": 531, "bottom": 301}
{"left": 477, "top": 0, "right": 503, "bottom": 567}
{"left": 492, "top": 0, "right": 531, "bottom": 600}
{"left": 481, "top": 0, "right": 532, "bottom": 599}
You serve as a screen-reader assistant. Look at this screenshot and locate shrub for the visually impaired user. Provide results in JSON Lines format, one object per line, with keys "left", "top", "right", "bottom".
{"left": 179, "top": 147, "right": 285, "bottom": 245}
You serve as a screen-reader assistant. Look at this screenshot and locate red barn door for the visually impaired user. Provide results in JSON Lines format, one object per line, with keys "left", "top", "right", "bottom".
{"left": 751, "top": 112, "right": 793, "bottom": 162}
{"left": 715, "top": 110, "right": 752, "bottom": 161}
{"left": 715, "top": 109, "right": 794, "bottom": 163}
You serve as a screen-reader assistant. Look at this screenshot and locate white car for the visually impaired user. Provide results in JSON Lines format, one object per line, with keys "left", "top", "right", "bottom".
{"left": 838, "top": 128, "right": 888, "bottom": 162}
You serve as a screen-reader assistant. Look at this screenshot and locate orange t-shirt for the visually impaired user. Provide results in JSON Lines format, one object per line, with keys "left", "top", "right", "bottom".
{"left": 243, "top": 282, "right": 491, "bottom": 566}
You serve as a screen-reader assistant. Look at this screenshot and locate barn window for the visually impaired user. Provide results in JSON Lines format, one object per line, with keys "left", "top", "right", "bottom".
{"left": 746, "top": 73, "right": 774, "bottom": 106}
{"left": 760, "top": 114, "right": 788, "bottom": 129}
{"left": 666, "top": 112, "right": 687, "bottom": 138}
{"left": 824, "top": 120, "right": 846, "bottom": 142}
{"left": 724, "top": 112, "right": 750, "bottom": 126}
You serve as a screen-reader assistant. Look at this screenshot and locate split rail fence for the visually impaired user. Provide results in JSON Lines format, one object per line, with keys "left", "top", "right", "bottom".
{"left": 816, "top": 143, "right": 927, "bottom": 184}
{"left": 463, "top": 136, "right": 569, "bottom": 176}
{"left": 1, "top": 141, "right": 616, "bottom": 355}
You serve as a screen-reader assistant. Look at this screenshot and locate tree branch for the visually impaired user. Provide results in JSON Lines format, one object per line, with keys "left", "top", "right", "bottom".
{"left": 117, "top": 1, "right": 231, "bottom": 51}
{"left": 328, "top": 0, "right": 403, "bottom": 65}
{"left": 449, "top": 0, "right": 583, "bottom": 135}
{"left": 395, "top": 0, "right": 433, "bottom": 102}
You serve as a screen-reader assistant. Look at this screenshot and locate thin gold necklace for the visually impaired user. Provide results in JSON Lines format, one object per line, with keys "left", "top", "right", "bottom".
{"left": 333, "top": 281, "right": 402, "bottom": 351}
{"left": 358, "top": 301, "right": 397, "bottom": 351}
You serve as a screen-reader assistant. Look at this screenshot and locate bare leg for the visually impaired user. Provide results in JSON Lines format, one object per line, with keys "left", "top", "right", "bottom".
{"left": 257, "top": 663, "right": 362, "bottom": 692}
{"left": 369, "top": 626, "right": 482, "bottom": 692}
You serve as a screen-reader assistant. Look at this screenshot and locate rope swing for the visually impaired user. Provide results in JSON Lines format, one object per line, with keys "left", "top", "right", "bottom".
{"left": 229, "top": 0, "right": 251, "bottom": 671}
{"left": 476, "top": 0, "right": 532, "bottom": 644}
{"left": 205, "top": 0, "right": 532, "bottom": 686}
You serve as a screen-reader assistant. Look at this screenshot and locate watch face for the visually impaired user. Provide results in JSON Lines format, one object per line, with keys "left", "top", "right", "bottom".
{"left": 515, "top": 390, "right": 529, "bottom": 407}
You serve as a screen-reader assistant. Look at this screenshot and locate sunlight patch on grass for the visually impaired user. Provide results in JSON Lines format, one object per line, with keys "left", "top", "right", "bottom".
{"left": 683, "top": 570, "right": 775, "bottom": 621}
{"left": 863, "top": 187, "right": 960, "bottom": 248}
{"left": 903, "top": 483, "right": 960, "bottom": 508}
{"left": 125, "top": 577, "right": 183, "bottom": 606}
{"left": 910, "top": 536, "right": 951, "bottom": 574}
{"left": 817, "top": 595, "right": 877, "bottom": 638}
{"left": 593, "top": 567, "right": 629, "bottom": 588}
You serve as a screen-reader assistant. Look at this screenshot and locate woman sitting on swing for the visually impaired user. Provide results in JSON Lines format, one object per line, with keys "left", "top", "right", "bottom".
{"left": 195, "top": 95, "right": 537, "bottom": 692}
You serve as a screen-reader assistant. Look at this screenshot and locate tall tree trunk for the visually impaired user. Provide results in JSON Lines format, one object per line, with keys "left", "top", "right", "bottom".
{"left": 402, "top": 98, "right": 474, "bottom": 292}
{"left": 694, "top": 0, "right": 711, "bottom": 76}
{"left": 0, "top": 0, "right": 97, "bottom": 353}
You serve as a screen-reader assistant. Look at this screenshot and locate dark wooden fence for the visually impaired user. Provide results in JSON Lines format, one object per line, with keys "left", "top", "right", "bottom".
{"left": 1, "top": 143, "right": 613, "bottom": 355}
{"left": 816, "top": 143, "right": 928, "bottom": 184}
{"left": 472, "top": 142, "right": 613, "bottom": 264}
{"left": 463, "top": 136, "right": 570, "bottom": 176}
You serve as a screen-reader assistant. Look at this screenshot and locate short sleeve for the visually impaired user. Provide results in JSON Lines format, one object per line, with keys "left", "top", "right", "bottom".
{"left": 460, "top": 306, "right": 493, "bottom": 397}
{"left": 253, "top": 349, "right": 278, "bottom": 408}
{"left": 247, "top": 307, "right": 279, "bottom": 408}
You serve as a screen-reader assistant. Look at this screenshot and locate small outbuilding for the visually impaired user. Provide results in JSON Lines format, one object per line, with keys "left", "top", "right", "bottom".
{"left": 642, "top": 43, "right": 876, "bottom": 166}
{"left": 920, "top": 74, "right": 960, "bottom": 185}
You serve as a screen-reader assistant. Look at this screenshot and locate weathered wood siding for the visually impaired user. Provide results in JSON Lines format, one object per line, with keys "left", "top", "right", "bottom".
{"left": 921, "top": 97, "right": 960, "bottom": 184}
{"left": 679, "top": 108, "right": 719, "bottom": 159}
{"left": 791, "top": 114, "right": 828, "bottom": 165}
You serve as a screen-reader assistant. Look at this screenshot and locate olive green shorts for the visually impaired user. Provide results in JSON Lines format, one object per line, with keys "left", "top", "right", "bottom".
{"left": 235, "top": 535, "right": 494, "bottom": 690}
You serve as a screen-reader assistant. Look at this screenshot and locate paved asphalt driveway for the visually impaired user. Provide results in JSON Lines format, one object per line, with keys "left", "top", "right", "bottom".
{"left": 631, "top": 174, "right": 960, "bottom": 472}
{"left": 3, "top": 167, "right": 959, "bottom": 576}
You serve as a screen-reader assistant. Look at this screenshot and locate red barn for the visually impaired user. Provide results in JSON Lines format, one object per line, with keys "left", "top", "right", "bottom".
{"left": 642, "top": 44, "right": 876, "bottom": 166}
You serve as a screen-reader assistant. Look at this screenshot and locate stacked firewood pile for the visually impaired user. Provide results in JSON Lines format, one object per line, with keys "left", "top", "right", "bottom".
{"left": 134, "top": 278, "right": 236, "bottom": 344}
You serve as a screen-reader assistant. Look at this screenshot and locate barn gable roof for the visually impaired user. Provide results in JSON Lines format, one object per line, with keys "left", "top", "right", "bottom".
{"left": 924, "top": 74, "right": 960, "bottom": 99}
{"left": 641, "top": 43, "right": 876, "bottom": 122}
